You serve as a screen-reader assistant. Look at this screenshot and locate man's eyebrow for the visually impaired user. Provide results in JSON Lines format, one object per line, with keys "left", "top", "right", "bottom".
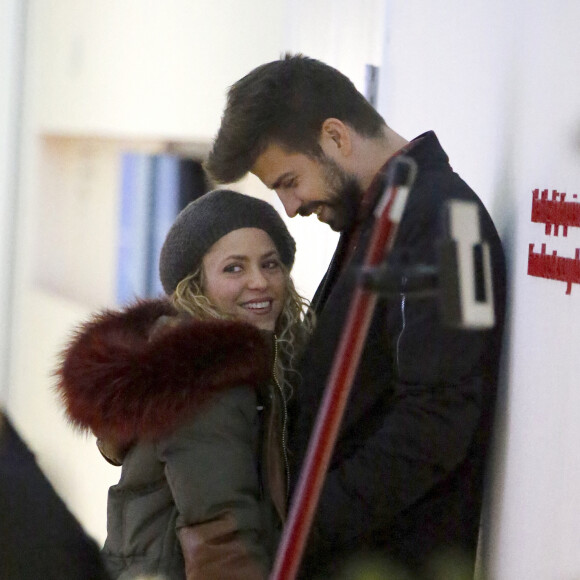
{"left": 270, "top": 172, "right": 294, "bottom": 190}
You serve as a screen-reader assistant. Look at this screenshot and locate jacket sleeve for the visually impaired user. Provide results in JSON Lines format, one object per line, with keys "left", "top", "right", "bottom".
{"left": 156, "top": 386, "right": 268, "bottom": 580}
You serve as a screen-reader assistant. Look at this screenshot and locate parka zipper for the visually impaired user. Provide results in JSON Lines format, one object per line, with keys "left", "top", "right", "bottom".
{"left": 272, "top": 336, "right": 290, "bottom": 499}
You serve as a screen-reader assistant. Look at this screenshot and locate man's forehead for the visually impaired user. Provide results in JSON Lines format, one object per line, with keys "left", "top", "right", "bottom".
{"left": 252, "top": 144, "right": 306, "bottom": 188}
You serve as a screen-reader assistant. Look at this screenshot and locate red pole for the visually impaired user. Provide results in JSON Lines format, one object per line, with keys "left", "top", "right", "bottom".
{"left": 270, "top": 157, "right": 417, "bottom": 580}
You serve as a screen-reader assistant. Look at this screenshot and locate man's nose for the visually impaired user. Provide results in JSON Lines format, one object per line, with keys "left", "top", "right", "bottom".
{"left": 277, "top": 190, "right": 302, "bottom": 218}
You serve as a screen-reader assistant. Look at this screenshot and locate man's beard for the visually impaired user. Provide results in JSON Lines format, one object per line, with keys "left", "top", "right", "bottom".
{"left": 318, "top": 155, "right": 363, "bottom": 232}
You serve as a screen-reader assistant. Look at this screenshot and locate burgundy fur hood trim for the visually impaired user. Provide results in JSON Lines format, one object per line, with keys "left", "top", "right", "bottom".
{"left": 55, "top": 299, "right": 271, "bottom": 443}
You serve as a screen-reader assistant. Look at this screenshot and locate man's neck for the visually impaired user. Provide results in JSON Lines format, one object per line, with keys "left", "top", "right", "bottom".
{"left": 355, "top": 126, "right": 409, "bottom": 191}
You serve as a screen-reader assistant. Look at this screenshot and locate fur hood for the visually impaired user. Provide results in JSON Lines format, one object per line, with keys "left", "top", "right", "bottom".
{"left": 55, "top": 299, "right": 272, "bottom": 444}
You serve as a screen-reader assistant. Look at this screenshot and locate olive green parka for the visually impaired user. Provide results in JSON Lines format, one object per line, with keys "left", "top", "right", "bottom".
{"left": 56, "top": 299, "right": 287, "bottom": 580}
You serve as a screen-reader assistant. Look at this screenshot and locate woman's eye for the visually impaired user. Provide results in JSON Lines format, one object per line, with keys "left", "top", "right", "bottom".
{"left": 263, "top": 260, "right": 281, "bottom": 270}
{"left": 224, "top": 264, "right": 242, "bottom": 273}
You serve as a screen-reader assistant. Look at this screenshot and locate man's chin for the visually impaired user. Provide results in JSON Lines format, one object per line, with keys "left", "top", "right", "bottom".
{"left": 325, "top": 218, "right": 344, "bottom": 232}
{"left": 316, "top": 206, "right": 344, "bottom": 232}
{"left": 321, "top": 207, "right": 353, "bottom": 232}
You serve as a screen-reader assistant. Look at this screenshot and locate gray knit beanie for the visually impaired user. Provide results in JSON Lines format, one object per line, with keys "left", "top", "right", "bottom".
{"left": 159, "top": 189, "right": 296, "bottom": 295}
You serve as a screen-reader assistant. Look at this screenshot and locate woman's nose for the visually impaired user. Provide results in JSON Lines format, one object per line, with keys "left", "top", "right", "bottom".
{"left": 247, "top": 267, "right": 268, "bottom": 289}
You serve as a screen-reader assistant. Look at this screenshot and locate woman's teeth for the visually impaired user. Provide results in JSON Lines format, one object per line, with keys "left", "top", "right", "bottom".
{"left": 246, "top": 301, "right": 270, "bottom": 310}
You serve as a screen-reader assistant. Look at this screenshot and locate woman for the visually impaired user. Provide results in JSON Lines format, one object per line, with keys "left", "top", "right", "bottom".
{"left": 55, "top": 189, "right": 314, "bottom": 580}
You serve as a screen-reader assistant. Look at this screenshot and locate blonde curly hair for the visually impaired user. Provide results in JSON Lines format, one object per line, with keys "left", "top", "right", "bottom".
{"left": 171, "top": 265, "right": 315, "bottom": 400}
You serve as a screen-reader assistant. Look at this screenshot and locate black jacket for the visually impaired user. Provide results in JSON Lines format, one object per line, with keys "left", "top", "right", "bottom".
{"left": 290, "top": 132, "right": 507, "bottom": 577}
{"left": 0, "top": 412, "right": 109, "bottom": 580}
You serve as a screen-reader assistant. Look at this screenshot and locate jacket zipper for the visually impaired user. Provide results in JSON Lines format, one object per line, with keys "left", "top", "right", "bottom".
{"left": 395, "top": 292, "right": 407, "bottom": 374}
{"left": 273, "top": 336, "right": 290, "bottom": 499}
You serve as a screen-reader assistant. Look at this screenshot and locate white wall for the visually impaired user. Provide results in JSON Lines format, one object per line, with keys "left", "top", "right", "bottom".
{"left": 486, "top": 4, "right": 580, "bottom": 578}
{"left": 0, "top": 0, "right": 26, "bottom": 403}
{"left": 379, "top": 1, "right": 580, "bottom": 578}
{"left": 34, "top": 1, "right": 285, "bottom": 141}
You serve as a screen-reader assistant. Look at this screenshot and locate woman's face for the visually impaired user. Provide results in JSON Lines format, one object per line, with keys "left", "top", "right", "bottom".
{"left": 202, "top": 227, "right": 287, "bottom": 332}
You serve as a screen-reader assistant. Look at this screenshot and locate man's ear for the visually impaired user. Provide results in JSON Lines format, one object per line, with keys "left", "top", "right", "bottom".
{"left": 319, "top": 118, "right": 353, "bottom": 158}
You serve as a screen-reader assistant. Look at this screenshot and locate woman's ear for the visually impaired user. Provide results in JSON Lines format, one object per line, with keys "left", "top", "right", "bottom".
{"left": 319, "top": 118, "right": 353, "bottom": 158}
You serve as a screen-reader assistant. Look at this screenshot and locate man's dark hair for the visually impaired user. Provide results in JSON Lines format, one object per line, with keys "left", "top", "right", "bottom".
{"left": 205, "top": 54, "right": 386, "bottom": 184}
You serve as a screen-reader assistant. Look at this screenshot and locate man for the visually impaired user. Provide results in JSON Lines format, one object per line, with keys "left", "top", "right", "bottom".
{"left": 206, "top": 54, "right": 506, "bottom": 579}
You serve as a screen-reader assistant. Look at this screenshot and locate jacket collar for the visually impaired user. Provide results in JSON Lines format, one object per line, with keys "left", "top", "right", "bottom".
{"left": 358, "top": 130, "right": 447, "bottom": 225}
